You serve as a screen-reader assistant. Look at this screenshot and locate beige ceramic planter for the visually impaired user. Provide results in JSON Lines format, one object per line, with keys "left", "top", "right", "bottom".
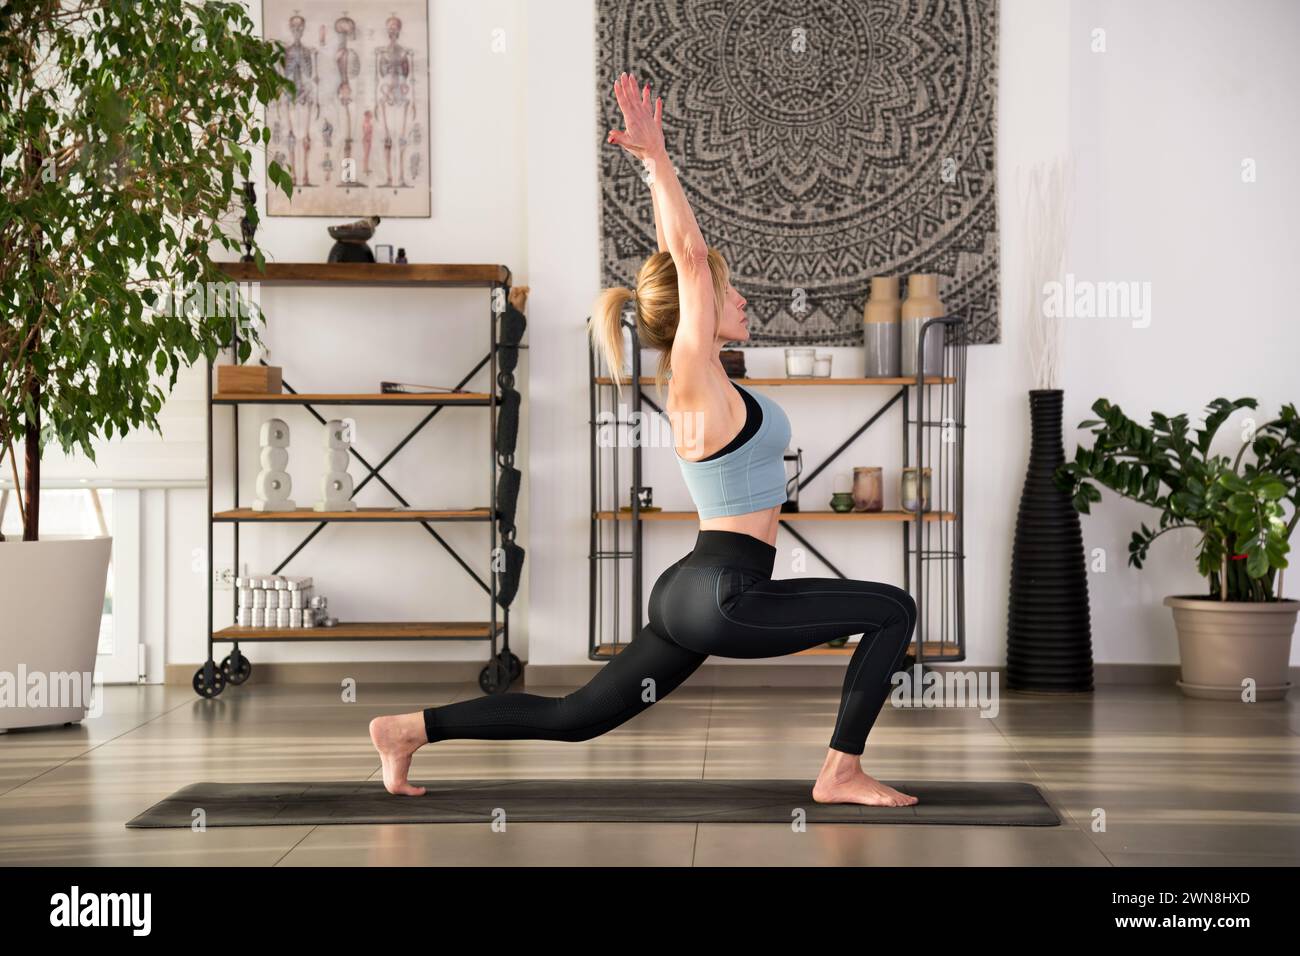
{"left": 0, "top": 536, "right": 112, "bottom": 730}
{"left": 1164, "top": 595, "right": 1298, "bottom": 700}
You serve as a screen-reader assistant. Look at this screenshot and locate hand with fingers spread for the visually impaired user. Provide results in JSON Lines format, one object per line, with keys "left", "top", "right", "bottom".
{"left": 607, "top": 70, "right": 666, "bottom": 167}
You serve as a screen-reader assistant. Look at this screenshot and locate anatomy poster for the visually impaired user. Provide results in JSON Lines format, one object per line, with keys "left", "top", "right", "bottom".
{"left": 263, "top": 1, "right": 431, "bottom": 217}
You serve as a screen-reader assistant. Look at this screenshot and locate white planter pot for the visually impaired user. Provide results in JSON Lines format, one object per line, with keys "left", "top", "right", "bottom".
{"left": 0, "top": 536, "right": 112, "bottom": 731}
{"left": 1164, "top": 595, "right": 1299, "bottom": 700}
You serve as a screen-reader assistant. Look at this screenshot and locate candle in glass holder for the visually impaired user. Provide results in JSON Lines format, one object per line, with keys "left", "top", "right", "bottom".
{"left": 784, "top": 347, "right": 815, "bottom": 377}
{"left": 830, "top": 473, "right": 855, "bottom": 512}
{"left": 813, "top": 353, "right": 832, "bottom": 377}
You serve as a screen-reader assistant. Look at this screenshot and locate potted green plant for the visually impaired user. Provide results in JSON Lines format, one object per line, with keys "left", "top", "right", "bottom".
{"left": 0, "top": 0, "right": 291, "bottom": 729}
{"left": 1055, "top": 397, "right": 1299, "bottom": 699}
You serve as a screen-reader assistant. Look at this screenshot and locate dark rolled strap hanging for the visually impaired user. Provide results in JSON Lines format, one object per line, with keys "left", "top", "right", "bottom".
{"left": 499, "top": 298, "right": 527, "bottom": 346}
{"left": 497, "top": 343, "right": 521, "bottom": 374}
{"left": 496, "top": 299, "right": 527, "bottom": 373}
{"left": 496, "top": 386, "right": 521, "bottom": 458}
{"left": 495, "top": 540, "right": 526, "bottom": 609}
{"left": 495, "top": 464, "right": 520, "bottom": 532}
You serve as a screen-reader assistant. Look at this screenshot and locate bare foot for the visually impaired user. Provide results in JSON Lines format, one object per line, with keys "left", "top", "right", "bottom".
{"left": 368, "top": 713, "right": 428, "bottom": 796}
{"left": 812, "top": 750, "right": 918, "bottom": 807}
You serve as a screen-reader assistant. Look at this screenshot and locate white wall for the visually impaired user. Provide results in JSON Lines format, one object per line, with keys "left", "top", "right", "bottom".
{"left": 1062, "top": 0, "right": 1300, "bottom": 663}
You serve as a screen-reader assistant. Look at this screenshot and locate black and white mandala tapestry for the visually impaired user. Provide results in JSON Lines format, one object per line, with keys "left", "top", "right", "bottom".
{"left": 596, "top": 0, "right": 1000, "bottom": 345}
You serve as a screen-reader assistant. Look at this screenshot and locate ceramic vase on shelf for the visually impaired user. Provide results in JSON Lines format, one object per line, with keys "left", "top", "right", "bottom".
{"left": 900, "top": 466, "right": 931, "bottom": 513}
{"left": 852, "top": 467, "right": 883, "bottom": 512}
{"left": 1006, "top": 389, "right": 1094, "bottom": 692}
{"left": 830, "top": 473, "right": 854, "bottom": 513}
{"left": 863, "top": 276, "right": 900, "bottom": 377}
{"left": 901, "top": 273, "right": 945, "bottom": 378}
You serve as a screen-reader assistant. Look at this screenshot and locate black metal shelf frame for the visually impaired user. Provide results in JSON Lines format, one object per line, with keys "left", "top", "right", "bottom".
{"left": 198, "top": 276, "right": 523, "bottom": 697}
{"left": 586, "top": 316, "right": 970, "bottom": 668}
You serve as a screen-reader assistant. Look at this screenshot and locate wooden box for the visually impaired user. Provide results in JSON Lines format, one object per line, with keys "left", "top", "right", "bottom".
{"left": 217, "top": 365, "right": 282, "bottom": 394}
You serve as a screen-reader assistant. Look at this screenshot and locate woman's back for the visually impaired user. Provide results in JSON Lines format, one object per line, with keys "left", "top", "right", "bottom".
{"left": 668, "top": 366, "right": 789, "bottom": 544}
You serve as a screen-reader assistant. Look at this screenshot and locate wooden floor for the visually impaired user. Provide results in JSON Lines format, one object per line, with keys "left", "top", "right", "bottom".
{"left": 1, "top": 680, "right": 1297, "bottom": 866}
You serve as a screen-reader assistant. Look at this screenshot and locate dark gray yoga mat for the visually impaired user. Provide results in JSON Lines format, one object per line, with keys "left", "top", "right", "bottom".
{"left": 126, "top": 779, "right": 1059, "bottom": 828}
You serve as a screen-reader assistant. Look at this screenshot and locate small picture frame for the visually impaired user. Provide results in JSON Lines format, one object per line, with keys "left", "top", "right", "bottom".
{"left": 374, "top": 244, "right": 394, "bottom": 264}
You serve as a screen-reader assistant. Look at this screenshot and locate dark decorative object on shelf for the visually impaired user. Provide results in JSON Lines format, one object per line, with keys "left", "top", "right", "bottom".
{"left": 239, "top": 180, "right": 258, "bottom": 263}
{"left": 395, "top": 247, "right": 408, "bottom": 264}
{"left": 1007, "top": 389, "right": 1094, "bottom": 692}
{"left": 781, "top": 447, "right": 803, "bottom": 513}
{"left": 720, "top": 348, "right": 746, "bottom": 378}
{"left": 326, "top": 216, "right": 381, "bottom": 263}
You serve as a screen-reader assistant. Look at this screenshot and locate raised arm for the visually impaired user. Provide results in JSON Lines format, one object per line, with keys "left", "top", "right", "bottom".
{"left": 608, "top": 73, "right": 718, "bottom": 386}
{"left": 649, "top": 174, "right": 668, "bottom": 254}
{"left": 625, "top": 80, "right": 668, "bottom": 253}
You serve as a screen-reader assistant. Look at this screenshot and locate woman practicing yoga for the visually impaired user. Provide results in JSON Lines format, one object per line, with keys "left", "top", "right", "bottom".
{"left": 370, "top": 72, "right": 919, "bottom": 807}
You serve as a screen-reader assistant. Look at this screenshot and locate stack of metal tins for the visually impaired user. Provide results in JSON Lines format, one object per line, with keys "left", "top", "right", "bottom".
{"left": 235, "top": 575, "right": 316, "bottom": 629}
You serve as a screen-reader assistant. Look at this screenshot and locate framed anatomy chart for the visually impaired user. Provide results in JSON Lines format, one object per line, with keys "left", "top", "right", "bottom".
{"left": 263, "top": 0, "right": 431, "bottom": 217}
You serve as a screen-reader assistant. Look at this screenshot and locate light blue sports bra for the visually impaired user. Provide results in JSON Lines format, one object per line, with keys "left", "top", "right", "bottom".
{"left": 675, "top": 381, "right": 792, "bottom": 518}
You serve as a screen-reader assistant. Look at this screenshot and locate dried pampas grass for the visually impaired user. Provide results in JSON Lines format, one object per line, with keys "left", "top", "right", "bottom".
{"left": 1018, "top": 159, "right": 1073, "bottom": 391}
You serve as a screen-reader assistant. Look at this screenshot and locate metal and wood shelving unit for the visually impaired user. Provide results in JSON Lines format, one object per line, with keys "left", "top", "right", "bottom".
{"left": 195, "top": 262, "right": 524, "bottom": 697}
{"left": 588, "top": 316, "right": 969, "bottom": 668}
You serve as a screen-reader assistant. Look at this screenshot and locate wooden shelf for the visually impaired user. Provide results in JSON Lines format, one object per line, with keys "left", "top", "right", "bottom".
{"left": 214, "top": 621, "right": 503, "bottom": 642}
{"left": 593, "top": 640, "right": 962, "bottom": 660}
{"left": 214, "top": 507, "right": 491, "bottom": 523}
{"left": 595, "top": 375, "right": 956, "bottom": 386}
{"left": 795, "top": 641, "right": 962, "bottom": 658}
{"left": 217, "top": 261, "right": 510, "bottom": 287}
{"left": 595, "top": 509, "right": 955, "bottom": 523}
{"left": 212, "top": 391, "right": 492, "bottom": 406}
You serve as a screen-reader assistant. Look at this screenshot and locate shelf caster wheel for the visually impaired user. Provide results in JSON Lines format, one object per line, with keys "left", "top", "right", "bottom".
{"left": 193, "top": 663, "right": 227, "bottom": 699}
{"left": 221, "top": 653, "right": 252, "bottom": 685}
{"left": 496, "top": 650, "right": 522, "bottom": 681}
{"left": 479, "top": 658, "right": 511, "bottom": 695}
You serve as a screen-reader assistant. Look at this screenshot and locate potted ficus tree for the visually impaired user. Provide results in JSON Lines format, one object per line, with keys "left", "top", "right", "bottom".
{"left": 0, "top": 1, "right": 292, "bottom": 729}
{"left": 1056, "top": 397, "right": 1299, "bottom": 700}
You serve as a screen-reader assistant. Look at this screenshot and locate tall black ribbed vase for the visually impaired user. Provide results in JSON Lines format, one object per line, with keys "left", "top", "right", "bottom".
{"left": 1006, "top": 389, "right": 1094, "bottom": 692}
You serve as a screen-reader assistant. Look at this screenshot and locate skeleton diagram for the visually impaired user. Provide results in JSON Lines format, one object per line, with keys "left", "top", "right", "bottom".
{"left": 374, "top": 16, "right": 416, "bottom": 188}
{"left": 334, "top": 15, "right": 362, "bottom": 185}
{"left": 275, "top": 14, "right": 319, "bottom": 187}
{"left": 361, "top": 110, "right": 374, "bottom": 179}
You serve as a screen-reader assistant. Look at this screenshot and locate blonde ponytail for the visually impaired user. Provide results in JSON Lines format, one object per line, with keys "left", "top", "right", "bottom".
{"left": 588, "top": 247, "right": 729, "bottom": 402}
{"left": 589, "top": 285, "right": 637, "bottom": 396}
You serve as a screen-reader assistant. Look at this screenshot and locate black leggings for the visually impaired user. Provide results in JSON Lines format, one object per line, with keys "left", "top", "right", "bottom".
{"left": 423, "top": 529, "right": 917, "bottom": 755}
